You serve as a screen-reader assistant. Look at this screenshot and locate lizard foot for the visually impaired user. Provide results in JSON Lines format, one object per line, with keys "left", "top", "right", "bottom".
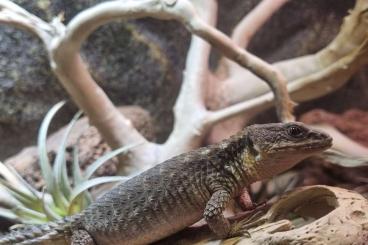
{"left": 228, "top": 221, "right": 251, "bottom": 238}
{"left": 227, "top": 210, "right": 267, "bottom": 238}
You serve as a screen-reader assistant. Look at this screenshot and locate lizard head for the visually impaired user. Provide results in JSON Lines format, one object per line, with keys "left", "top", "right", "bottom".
{"left": 244, "top": 122, "right": 332, "bottom": 180}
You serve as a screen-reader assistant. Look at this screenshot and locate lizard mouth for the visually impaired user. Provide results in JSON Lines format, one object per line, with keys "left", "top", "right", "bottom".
{"left": 271, "top": 137, "right": 333, "bottom": 153}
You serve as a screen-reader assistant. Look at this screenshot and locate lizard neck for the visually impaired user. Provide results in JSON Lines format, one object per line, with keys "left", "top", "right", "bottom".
{"left": 219, "top": 129, "right": 290, "bottom": 184}
{"left": 212, "top": 130, "right": 254, "bottom": 195}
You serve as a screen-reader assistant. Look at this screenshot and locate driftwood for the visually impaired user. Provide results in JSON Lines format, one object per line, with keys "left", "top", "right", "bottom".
{"left": 156, "top": 185, "right": 368, "bottom": 244}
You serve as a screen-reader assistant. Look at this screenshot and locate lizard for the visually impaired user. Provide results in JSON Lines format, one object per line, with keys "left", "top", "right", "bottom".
{"left": 0, "top": 122, "right": 332, "bottom": 245}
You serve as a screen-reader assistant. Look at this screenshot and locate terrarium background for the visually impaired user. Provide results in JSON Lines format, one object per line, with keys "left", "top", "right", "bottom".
{"left": 0, "top": 0, "right": 366, "bottom": 160}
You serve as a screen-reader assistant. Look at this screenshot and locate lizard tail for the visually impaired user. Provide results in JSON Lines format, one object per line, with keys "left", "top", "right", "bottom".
{"left": 0, "top": 217, "right": 73, "bottom": 245}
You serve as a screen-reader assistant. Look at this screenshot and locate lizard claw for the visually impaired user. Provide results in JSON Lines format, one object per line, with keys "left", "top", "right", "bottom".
{"left": 227, "top": 209, "right": 267, "bottom": 238}
{"left": 228, "top": 221, "right": 251, "bottom": 238}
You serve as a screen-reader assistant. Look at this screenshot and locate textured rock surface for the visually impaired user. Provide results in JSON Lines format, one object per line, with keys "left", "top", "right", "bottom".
{"left": 0, "top": 0, "right": 366, "bottom": 160}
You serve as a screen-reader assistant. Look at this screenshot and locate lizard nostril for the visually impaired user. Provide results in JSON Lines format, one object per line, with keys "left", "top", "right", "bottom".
{"left": 314, "top": 132, "right": 325, "bottom": 139}
{"left": 317, "top": 133, "right": 325, "bottom": 139}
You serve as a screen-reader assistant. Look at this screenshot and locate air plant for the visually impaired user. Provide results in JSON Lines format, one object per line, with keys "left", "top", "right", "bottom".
{"left": 0, "top": 101, "right": 136, "bottom": 224}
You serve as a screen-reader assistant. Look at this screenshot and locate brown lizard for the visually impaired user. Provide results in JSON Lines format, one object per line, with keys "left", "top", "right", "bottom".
{"left": 0, "top": 122, "right": 332, "bottom": 245}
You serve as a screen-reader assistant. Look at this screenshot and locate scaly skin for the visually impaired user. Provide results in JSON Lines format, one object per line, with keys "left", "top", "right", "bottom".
{"left": 0, "top": 122, "right": 332, "bottom": 245}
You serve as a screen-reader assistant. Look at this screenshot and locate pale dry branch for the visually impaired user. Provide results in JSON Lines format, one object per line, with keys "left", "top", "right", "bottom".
{"left": 50, "top": 55, "right": 148, "bottom": 144}
{"left": 288, "top": 38, "right": 368, "bottom": 102}
{"left": 232, "top": 0, "right": 290, "bottom": 49}
{"left": 56, "top": 0, "right": 294, "bottom": 122}
{"left": 221, "top": 0, "right": 368, "bottom": 106}
{"left": 173, "top": 0, "right": 216, "bottom": 112}
{"left": 317, "top": 0, "right": 368, "bottom": 65}
{"left": 161, "top": 0, "right": 218, "bottom": 159}
{"left": 207, "top": 0, "right": 368, "bottom": 143}
{"left": 46, "top": 0, "right": 295, "bottom": 160}
{"left": 180, "top": 13, "right": 295, "bottom": 122}
{"left": 0, "top": 0, "right": 57, "bottom": 44}
{"left": 206, "top": 38, "right": 368, "bottom": 126}
{"left": 226, "top": 0, "right": 290, "bottom": 75}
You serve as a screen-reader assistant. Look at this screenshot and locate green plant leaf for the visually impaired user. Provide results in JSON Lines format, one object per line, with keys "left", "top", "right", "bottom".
{"left": 41, "top": 188, "right": 62, "bottom": 221}
{"left": 0, "top": 179, "right": 38, "bottom": 207}
{"left": 83, "top": 143, "right": 141, "bottom": 180}
{"left": 0, "top": 189, "right": 30, "bottom": 210}
{"left": 71, "top": 146, "right": 92, "bottom": 209}
{"left": 38, "top": 101, "right": 65, "bottom": 202}
{"left": 37, "top": 101, "right": 72, "bottom": 211}
{"left": 0, "top": 207, "right": 19, "bottom": 222}
{"left": 53, "top": 110, "right": 83, "bottom": 199}
{"left": 13, "top": 206, "right": 47, "bottom": 223}
{"left": 6, "top": 164, "right": 42, "bottom": 199}
{"left": 71, "top": 145, "right": 83, "bottom": 186}
{"left": 0, "top": 162, "right": 45, "bottom": 213}
{"left": 0, "top": 186, "right": 20, "bottom": 209}
{"left": 0, "top": 162, "right": 31, "bottom": 195}
{"left": 68, "top": 176, "right": 128, "bottom": 215}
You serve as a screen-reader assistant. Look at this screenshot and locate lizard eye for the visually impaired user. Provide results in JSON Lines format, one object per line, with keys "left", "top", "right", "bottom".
{"left": 287, "top": 125, "right": 305, "bottom": 138}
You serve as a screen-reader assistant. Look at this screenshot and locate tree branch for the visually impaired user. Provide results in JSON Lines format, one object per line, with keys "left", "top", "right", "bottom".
{"left": 225, "top": 0, "right": 289, "bottom": 75}
{"left": 220, "top": 0, "right": 368, "bottom": 107}
{"left": 183, "top": 15, "right": 294, "bottom": 122}
{"left": 161, "top": 0, "right": 217, "bottom": 158}
{"left": 206, "top": 38, "right": 368, "bottom": 125}
{"left": 206, "top": 0, "right": 368, "bottom": 143}
{"left": 172, "top": 0, "right": 215, "bottom": 114}
{"left": 57, "top": 0, "right": 295, "bottom": 122}
{"left": 0, "top": 0, "right": 57, "bottom": 44}
{"left": 231, "top": 0, "right": 289, "bottom": 49}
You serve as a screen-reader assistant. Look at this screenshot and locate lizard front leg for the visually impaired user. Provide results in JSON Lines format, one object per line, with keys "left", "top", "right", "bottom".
{"left": 204, "top": 189, "right": 251, "bottom": 239}
{"left": 204, "top": 189, "right": 232, "bottom": 238}
{"left": 71, "top": 230, "right": 95, "bottom": 245}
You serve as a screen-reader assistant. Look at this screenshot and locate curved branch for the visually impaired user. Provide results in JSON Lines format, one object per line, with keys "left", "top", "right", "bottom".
{"left": 175, "top": 4, "right": 295, "bottom": 122}
{"left": 172, "top": 0, "right": 216, "bottom": 114}
{"left": 62, "top": 0, "right": 164, "bottom": 53}
{"left": 56, "top": 0, "right": 294, "bottom": 122}
{"left": 206, "top": 38, "right": 368, "bottom": 125}
{"left": 0, "top": 0, "right": 57, "bottom": 44}
{"left": 232, "top": 0, "right": 289, "bottom": 49}
{"left": 161, "top": 0, "right": 218, "bottom": 159}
